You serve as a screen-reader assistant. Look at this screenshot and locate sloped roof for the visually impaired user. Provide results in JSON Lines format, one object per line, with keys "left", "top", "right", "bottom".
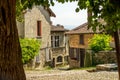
{"left": 23, "top": 6, "right": 56, "bottom": 17}
{"left": 66, "top": 23, "right": 100, "bottom": 34}
{"left": 51, "top": 24, "right": 69, "bottom": 32}
{"left": 47, "top": 8, "right": 56, "bottom": 17}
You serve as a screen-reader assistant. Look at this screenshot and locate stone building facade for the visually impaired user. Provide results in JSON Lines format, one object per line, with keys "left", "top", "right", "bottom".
{"left": 51, "top": 24, "right": 69, "bottom": 67}
{"left": 17, "top": 6, "right": 56, "bottom": 68}
{"left": 66, "top": 23, "right": 100, "bottom": 68}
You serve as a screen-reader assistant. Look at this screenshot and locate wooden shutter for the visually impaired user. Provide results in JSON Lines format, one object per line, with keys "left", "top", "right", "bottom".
{"left": 37, "top": 21, "right": 41, "bottom": 36}
{"left": 76, "top": 48, "right": 80, "bottom": 61}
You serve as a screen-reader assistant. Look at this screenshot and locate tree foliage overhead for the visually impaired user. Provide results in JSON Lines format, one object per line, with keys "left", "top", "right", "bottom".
{"left": 16, "top": 0, "right": 120, "bottom": 32}
{"left": 16, "top": 0, "right": 77, "bottom": 20}
{"left": 89, "top": 34, "right": 112, "bottom": 53}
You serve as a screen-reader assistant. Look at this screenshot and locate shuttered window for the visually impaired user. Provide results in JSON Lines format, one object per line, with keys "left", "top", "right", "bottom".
{"left": 69, "top": 48, "right": 77, "bottom": 60}
{"left": 45, "top": 48, "right": 51, "bottom": 62}
{"left": 69, "top": 48, "right": 85, "bottom": 61}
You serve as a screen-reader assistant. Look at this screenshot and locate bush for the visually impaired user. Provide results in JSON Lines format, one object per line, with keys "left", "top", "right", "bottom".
{"left": 89, "top": 34, "right": 112, "bottom": 53}
{"left": 20, "top": 38, "right": 41, "bottom": 64}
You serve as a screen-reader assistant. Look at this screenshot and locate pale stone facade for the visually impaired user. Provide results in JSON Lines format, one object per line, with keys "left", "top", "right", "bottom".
{"left": 51, "top": 25, "right": 69, "bottom": 67}
{"left": 17, "top": 6, "right": 55, "bottom": 68}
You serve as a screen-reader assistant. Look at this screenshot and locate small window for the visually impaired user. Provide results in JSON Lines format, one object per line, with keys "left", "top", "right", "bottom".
{"left": 51, "top": 36, "right": 53, "bottom": 47}
{"left": 79, "top": 34, "right": 84, "bottom": 44}
{"left": 51, "top": 36, "right": 60, "bottom": 48}
{"left": 69, "top": 48, "right": 77, "bottom": 60}
{"left": 55, "top": 36, "right": 59, "bottom": 47}
{"left": 36, "top": 53, "right": 40, "bottom": 63}
{"left": 37, "top": 21, "right": 42, "bottom": 36}
{"left": 57, "top": 56, "right": 62, "bottom": 62}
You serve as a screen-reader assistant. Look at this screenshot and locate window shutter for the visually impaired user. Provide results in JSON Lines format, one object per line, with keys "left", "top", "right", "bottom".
{"left": 45, "top": 48, "right": 50, "bottom": 62}
{"left": 37, "top": 21, "right": 41, "bottom": 36}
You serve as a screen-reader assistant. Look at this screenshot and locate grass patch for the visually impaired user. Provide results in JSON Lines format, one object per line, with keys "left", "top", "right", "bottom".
{"left": 44, "top": 66, "right": 53, "bottom": 70}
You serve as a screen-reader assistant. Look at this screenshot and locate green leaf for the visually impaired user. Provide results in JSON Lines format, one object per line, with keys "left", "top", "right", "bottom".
{"left": 20, "top": 38, "right": 41, "bottom": 64}
{"left": 75, "top": 8, "right": 79, "bottom": 12}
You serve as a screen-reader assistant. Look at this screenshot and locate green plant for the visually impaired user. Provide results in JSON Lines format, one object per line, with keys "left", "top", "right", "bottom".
{"left": 89, "top": 34, "right": 112, "bottom": 53}
{"left": 20, "top": 38, "right": 41, "bottom": 64}
{"left": 84, "top": 52, "right": 92, "bottom": 67}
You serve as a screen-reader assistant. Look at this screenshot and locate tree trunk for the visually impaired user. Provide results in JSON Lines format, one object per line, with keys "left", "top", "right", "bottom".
{"left": 0, "top": 0, "right": 26, "bottom": 80}
{"left": 114, "top": 31, "right": 120, "bottom": 80}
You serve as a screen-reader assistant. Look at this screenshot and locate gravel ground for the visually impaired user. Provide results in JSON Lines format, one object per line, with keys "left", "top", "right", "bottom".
{"left": 26, "top": 69, "right": 118, "bottom": 80}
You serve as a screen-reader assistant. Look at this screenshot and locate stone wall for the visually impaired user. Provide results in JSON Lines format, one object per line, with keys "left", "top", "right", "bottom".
{"left": 24, "top": 6, "right": 51, "bottom": 49}
{"left": 93, "top": 51, "right": 116, "bottom": 65}
{"left": 69, "top": 34, "right": 94, "bottom": 49}
{"left": 51, "top": 32, "right": 69, "bottom": 67}
{"left": 69, "top": 57, "right": 80, "bottom": 68}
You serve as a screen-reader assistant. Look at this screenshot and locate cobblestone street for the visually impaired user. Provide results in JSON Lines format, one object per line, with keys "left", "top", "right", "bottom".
{"left": 26, "top": 69, "right": 118, "bottom": 80}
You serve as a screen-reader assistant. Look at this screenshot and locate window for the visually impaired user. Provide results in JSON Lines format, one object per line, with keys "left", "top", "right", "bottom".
{"left": 51, "top": 36, "right": 53, "bottom": 47}
{"left": 69, "top": 48, "right": 85, "bottom": 62}
{"left": 69, "top": 48, "right": 77, "bottom": 60}
{"left": 51, "top": 36, "right": 60, "bottom": 48}
{"left": 45, "top": 48, "right": 51, "bottom": 62}
{"left": 57, "top": 56, "right": 62, "bottom": 62}
{"left": 55, "top": 36, "right": 59, "bottom": 47}
{"left": 79, "top": 34, "right": 84, "bottom": 44}
{"left": 37, "top": 21, "right": 41, "bottom": 36}
{"left": 36, "top": 53, "right": 40, "bottom": 63}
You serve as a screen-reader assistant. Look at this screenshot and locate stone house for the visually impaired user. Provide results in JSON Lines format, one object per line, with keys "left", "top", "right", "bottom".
{"left": 17, "top": 6, "right": 56, "bottom": 68}
{"left": 51, "top": 24, "right": 69, "bottom": 67}
{"left": 66, "top": 23, "right": 100, "bottom": 68}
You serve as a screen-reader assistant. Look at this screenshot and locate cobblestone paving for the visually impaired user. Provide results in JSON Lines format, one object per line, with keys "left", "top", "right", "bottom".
{"left": 26, "top": 70, "right": 118, "bottom": 80}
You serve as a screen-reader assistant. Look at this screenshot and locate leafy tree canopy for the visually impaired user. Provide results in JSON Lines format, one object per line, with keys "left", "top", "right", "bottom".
{"left": 89, "top": 34, "right": 112, "bottom": 53}
{"left": 16, "top": 0, "right": 120, "bottom": 32}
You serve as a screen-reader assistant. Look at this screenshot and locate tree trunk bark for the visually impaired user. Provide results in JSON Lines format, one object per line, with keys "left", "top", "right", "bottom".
{"left": 0, "top": 0, "right": 26, "bottom": 80}
{"left": 113, "top": 31, "right": 120, "bottom": 80}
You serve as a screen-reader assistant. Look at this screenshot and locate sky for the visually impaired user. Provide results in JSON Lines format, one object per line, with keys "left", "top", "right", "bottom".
{"left": 50, "top": 1, "right": 87, "bottom": 30}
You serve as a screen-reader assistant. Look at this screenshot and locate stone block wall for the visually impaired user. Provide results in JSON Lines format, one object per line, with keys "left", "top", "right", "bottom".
{"left": 93, "top": 51, "right": 116, "bottom": 65}
{"left": 69, "top": 57, "right": 80, "bottom": 68}
{"left": 24, "top": 6, "right": 51, "bottom": 49}
{"left": 69, "top": 34, "right": 94, "bottom": 49}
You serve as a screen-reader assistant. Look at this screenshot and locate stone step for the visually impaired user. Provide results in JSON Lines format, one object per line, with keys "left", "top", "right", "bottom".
{"left": 96, "top": 63, "right": 117, "bottom": 71}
